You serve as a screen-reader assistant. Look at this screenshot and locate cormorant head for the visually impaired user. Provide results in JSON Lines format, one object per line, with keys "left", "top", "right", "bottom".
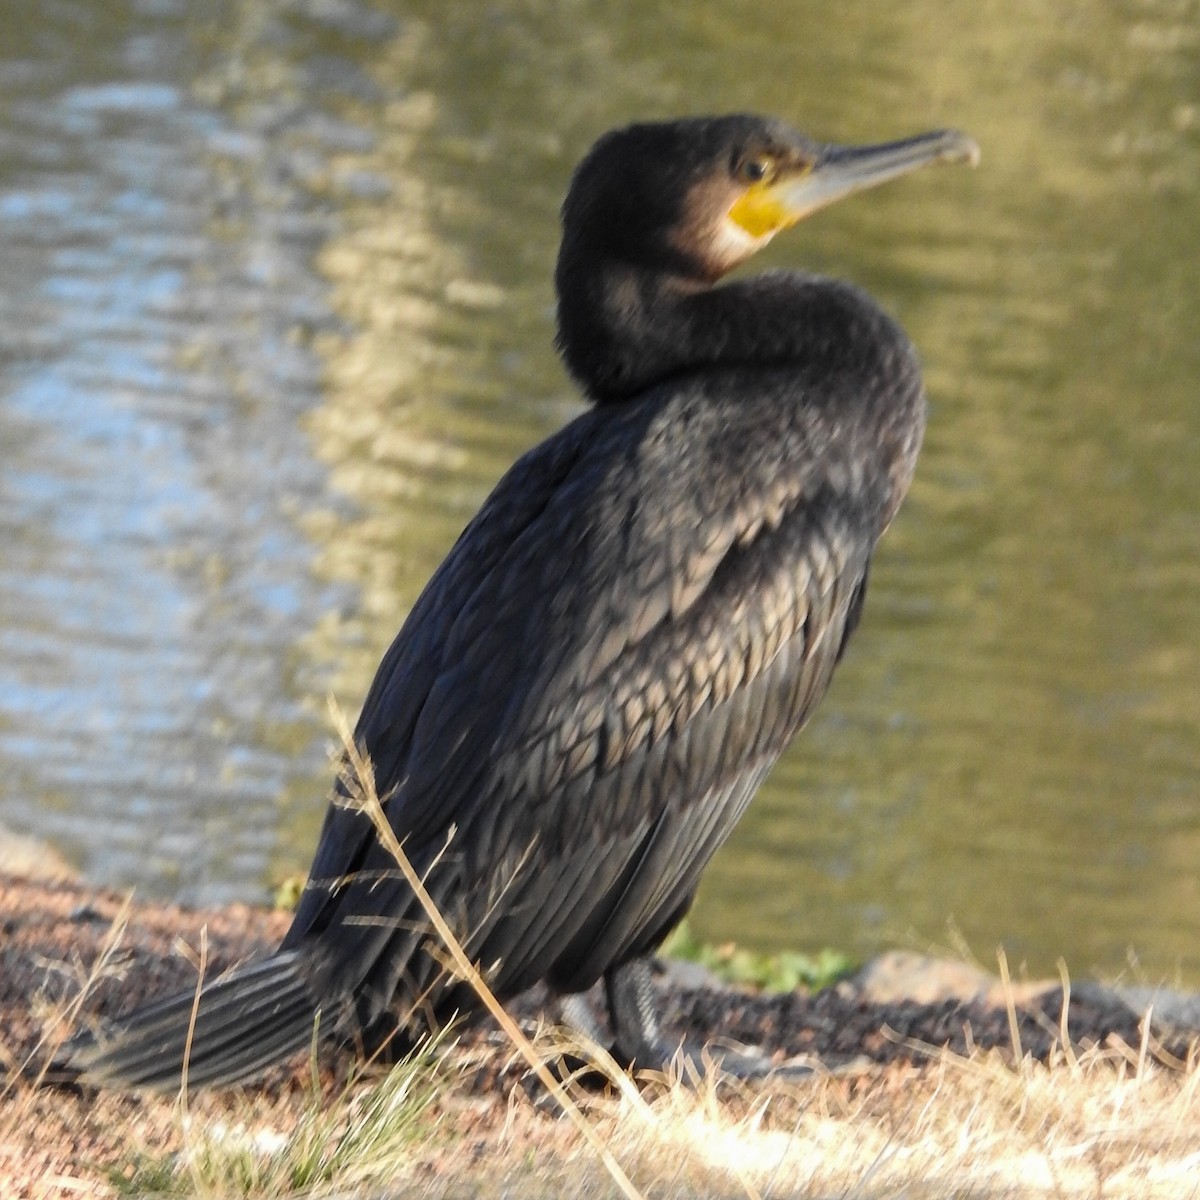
{"left": 559, "top": 114, "right": 979, "bottom": 285}
{"left": 555, "top": 114, "right": 978, "bottom": 401}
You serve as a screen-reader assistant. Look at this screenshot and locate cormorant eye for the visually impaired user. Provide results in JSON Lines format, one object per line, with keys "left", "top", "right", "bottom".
{"left": 737, "top": 154, "right": 776, "bottom": 184}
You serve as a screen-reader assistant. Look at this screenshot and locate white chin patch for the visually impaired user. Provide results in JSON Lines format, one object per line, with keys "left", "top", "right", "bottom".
{"left": 716, "top": 216, "right": 775, "bottom": 264}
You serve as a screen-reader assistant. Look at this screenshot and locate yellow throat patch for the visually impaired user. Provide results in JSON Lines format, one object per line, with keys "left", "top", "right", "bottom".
{"left": 726, "top": 176, "right": 807, "bottom": 239}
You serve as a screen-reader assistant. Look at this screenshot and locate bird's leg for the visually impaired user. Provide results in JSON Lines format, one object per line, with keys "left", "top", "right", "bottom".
{"left": 604, "top": 956, "right": 812, "bottom": 1082}
{"left": 556, "top": 960, "right": 679, "bottom": 1068}
{"left": 558, "top": 991, "right": 609, "bottom": 1047}
{"left": 604, "top": 956, "right": 665, "bottom": 1065}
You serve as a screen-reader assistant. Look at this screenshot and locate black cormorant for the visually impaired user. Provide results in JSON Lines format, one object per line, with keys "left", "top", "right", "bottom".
{"left": 58, "top": 114, "right": 978, "bottom": 1090}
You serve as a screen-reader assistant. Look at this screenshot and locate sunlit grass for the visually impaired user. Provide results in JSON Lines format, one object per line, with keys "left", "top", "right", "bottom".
{"left": 13, "top": 1010, "right": 1200, "bottom": 1199}
{"left": 113, "top": 1034, "right": 451, "bottom": 1198}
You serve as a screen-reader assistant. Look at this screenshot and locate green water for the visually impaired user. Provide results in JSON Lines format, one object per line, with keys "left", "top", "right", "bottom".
{"left": 1, "top": 0, "right": 1197, "bottom": 985}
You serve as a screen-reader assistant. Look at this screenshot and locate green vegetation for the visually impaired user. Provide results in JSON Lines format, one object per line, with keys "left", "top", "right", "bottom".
{"left": 270, "top": 874, "right": 305, "bottom": 912}
{"left": 661, "top": 921, "right": 856, "bottom": 993}
{"left": 111, "top": 1036, "right": 450, "bottom": 1197}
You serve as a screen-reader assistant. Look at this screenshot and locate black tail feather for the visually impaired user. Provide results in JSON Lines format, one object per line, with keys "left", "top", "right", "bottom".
{"left": 57, "top": 949, "right": 330, "bottom": 1092}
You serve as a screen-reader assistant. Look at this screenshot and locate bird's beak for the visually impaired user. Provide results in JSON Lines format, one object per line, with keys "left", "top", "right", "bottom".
{"left": 727, "top": 129, "right": 980, "bottom": 239}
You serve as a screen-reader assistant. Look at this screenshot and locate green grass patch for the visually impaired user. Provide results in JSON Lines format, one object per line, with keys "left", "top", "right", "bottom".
{"left": 110, "top": 1034, "right": 450, "bottom": 1198}
{"left": 660, "top": 921, "right": 856, "bottom": 992}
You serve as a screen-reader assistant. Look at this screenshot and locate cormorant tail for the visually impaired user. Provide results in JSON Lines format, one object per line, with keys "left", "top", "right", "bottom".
{"left": 58, "top": 949, "right": 328, "bottom": 1092}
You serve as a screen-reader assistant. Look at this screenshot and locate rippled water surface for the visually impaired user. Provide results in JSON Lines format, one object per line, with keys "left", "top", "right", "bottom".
{"left": 2, "top": 0, "right": 1198, "bottom": 983}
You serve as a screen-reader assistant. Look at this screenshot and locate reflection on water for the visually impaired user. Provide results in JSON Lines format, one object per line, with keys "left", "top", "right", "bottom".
{"left": 0, "top": 0, "right": 1197, "bottom": 982}
{"left": 0, "top": 0, "right": 362, "bottom": 898}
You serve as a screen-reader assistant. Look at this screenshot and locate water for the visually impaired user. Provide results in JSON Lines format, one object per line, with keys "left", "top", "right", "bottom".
{"left": 1, "top": 0, "right": 1197, "bottom": 985}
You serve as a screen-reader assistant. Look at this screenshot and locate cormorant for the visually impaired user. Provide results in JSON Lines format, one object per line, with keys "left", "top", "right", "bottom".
{"left": 58, "top": 114, "right": 978, "bottom": 1090}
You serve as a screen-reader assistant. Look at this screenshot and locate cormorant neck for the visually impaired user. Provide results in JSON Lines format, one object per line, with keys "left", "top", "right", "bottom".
{"left": 554, "top": 256, "right": 910, "bottom": 406}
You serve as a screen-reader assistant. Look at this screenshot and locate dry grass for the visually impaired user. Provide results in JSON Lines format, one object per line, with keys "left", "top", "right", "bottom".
{"left": 95, "top": 1036, "right": 1200, "bottom": 1199}
{"left": 8, "top": 1011, "right": 1200, "bottom": 1199}
{"left": 441, "top": 1044, "right": 1200, "bottom": 1200}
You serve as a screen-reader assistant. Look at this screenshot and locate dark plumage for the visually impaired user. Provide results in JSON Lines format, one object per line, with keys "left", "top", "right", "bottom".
{"left": 58, "top": 114, "right": 977, "bottom": 1090}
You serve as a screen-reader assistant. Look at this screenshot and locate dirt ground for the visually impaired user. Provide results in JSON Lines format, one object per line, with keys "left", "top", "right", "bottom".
{"left": 2, "top": 873, "right": 1198, "bottom": 1198}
